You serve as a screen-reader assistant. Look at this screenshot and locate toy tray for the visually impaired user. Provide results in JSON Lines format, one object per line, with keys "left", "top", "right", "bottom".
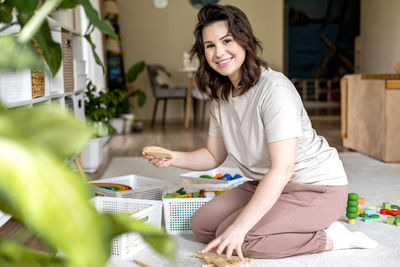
{"left": 180, "top": 167, "right": 251, "bottom": 185}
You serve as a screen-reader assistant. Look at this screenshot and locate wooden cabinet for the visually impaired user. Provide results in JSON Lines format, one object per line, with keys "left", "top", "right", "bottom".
{"left": 341, "top": 74, "right": 400, "bottom": 163}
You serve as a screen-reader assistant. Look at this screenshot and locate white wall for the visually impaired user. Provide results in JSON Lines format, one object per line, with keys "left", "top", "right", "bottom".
{"left": 117, "top": 0, "right": 284, "bottom": 121}
{"left": 360, "top": 0, "right": 400, "bottom": 73}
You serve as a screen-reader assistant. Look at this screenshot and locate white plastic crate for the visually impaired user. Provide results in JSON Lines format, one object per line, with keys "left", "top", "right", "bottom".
{"left": 163, "top": 184, "right": 234, "bottom": 234}
{"left": 180, "top": 167, "right": 251, "bottom": 186}
{"left": 0, "top": 71, "right": 32, "bottom": 104}
{"left": 89, "top": 175, "right": 168, "bottom": 200}
{"left": 92, "top": 197, "right": 162, "bottom": 260}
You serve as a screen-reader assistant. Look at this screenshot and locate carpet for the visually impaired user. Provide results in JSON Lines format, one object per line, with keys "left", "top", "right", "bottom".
{"left": 102, "top": 152, "right": 400, "bottom": 267}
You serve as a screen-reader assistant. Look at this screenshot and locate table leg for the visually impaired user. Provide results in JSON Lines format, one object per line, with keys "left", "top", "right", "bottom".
{"left": 184, "top": 74, "right": 193, "bottom": 128}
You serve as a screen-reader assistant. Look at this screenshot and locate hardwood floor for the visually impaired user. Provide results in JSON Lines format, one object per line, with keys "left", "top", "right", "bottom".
{"left": 0, "top": 116, "right": 343, "bottom": 252}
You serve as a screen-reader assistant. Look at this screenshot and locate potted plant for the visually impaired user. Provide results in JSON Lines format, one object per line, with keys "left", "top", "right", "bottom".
{"left": 120, "top": 60, "right": 147, "bottom": 133}
{"left": 82, "top": 81, "right": 113, "bottom": 172}
{"left": 0, "top": 104, "right": 175, "bottom": 266}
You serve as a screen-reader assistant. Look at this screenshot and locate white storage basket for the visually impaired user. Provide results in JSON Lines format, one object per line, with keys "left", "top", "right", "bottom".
{"left": 92, "top": 197, "right": 162, "bottom": 260}
{"left": 180, "top": 167, "right": 250, "bottom": 186}
{"left": 89, "top": 175, "right": 168, "bottom": 200}
{"left": 163, "top": 184, "right": 235, "bottom": 234}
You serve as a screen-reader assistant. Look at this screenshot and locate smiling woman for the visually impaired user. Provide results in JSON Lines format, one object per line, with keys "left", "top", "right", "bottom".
{"left": 142, "top": 3, "right": 377, "bottom": 261}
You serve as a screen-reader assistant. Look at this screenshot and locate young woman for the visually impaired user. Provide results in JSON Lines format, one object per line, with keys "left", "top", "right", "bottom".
{"left": 143, "top": 3, "right": 377, "bottom": 260}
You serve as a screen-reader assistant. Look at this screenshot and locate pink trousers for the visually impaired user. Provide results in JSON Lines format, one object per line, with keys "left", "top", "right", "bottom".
{"left": 190, "top": 181, "right": 348, "bottom": 259}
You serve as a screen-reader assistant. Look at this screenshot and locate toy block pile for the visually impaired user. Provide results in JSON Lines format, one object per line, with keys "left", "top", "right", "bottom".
{"left": 380, "top": 202, "right": 400, "bottom": 226}
{"left": 346, "top": 193, "right": 400, "bottom": 226}
{"left": 164, "top": 187, "right": 227, "bottom": 199}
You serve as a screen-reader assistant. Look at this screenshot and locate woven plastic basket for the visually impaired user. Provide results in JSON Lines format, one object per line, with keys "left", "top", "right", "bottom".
{"left": 92, "top": 197, "right": 162, "bottom": 260}
{"left": 163, "top": 184, "right": 235, "bottom": 234}
{"left": 89, "top": 175, "right": 167, "bottom": 200}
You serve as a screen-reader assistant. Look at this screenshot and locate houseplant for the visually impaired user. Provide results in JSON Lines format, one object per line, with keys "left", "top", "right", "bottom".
{"left": 0, "top": 104, "right": 175, "bottom": 267}
{"left": 123, "top": 60, "right": 147, "bottom": 132}
{"left": 0, "top": 1, "right": 175, "bottom": 265}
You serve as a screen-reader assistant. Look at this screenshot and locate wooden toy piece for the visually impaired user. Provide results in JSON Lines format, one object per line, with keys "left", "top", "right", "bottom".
{"left": 364, "top": 209, "right": 376, "bottom": 216}
{"left": 383, "top": 202, "right": 391, "bottom": 209}
{"left": 346, "top": 193, "right": 359, "bottom": 222}
{"left": 363, "top": 217, "right": 372, "bottom": 223}
{"left": 370, "top": 214, "right": 380, "bottom": 219}
{"left": 133, "top": 258, "right": 152, "bottom": 267}
{"left": 368, "top": 205, "right": 376, "bottom": 210}
{"left": 143, "top": 148, "right": 174, "bottom": 159}
{"left": 387, "top": 217, "right": 395, "bottom": 225}
{"left": 193, "top": 251, "right": 254, "bottom": 267}
{"left": 391, "top": 204, "right": 399, "bottom": 210}
{"left": 348, "top": 219, "right": 355, "bottom": 224}
{"left": 357, "top": 209, "right": 364, "bottom": 215}
{"left": 395, "top": 220, "right": 400, "bottom": 227}
{"left": 358, "top": 197, "right": 365, "bottom": 205}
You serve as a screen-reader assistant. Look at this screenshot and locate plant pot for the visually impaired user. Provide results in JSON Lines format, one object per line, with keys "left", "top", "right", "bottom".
{"left": 122, "top": 113, "right": 135, "bottom": 134}
{"left": 132, "top": 120, "right": 144, "bottom": 132}
{"left": 81, "top": 137, "right": 103, "bottom": 173}
{"left": 109, "top": 118, "right": 125, "bottom": 134}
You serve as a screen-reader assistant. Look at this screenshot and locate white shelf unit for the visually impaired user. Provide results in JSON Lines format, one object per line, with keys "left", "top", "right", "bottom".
{"left": 0, "top": 9, "right": 94, "bottom": 228}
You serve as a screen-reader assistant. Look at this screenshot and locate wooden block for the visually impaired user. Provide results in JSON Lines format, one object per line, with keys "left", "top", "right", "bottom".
{"left": 357, "top": 209, "right": 364, "bottom": 215}
{"left": 383, "top": 202, "right": 391, "bottom": 209}
{"left": 368, "top": 205, "right": 376, "bottom": 210}
{"left": 143, "top": 149, "right": 174, "bottom": 159}
{"left": 348, "top": 219, "right": 355, "bottom": 224}
{"left": 387, "top": 217, "right": 395, "bottom": 225}
{"left": 358, "top": 197, "right": 365, "bottom": 205}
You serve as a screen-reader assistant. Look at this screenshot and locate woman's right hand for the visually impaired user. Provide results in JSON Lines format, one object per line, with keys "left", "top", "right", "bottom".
{"left": 142, "top": 146, "right": 174, "bottom": 168}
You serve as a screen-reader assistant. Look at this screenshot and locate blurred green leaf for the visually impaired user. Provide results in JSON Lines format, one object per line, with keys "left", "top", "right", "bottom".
{"left": 0, "top": 138, "right": 111, "bottom": 267}
{"left": 33, "top": 21, "right": 62, "bottom": 77}
{"left": 0, "top": 35, "right": 43, "bottom": 72}
{"left": 107, "top": 214, "right": 176, "bottom": 261}
{"left": 77, "top": 0, "right": 118, "bottom": 41}
{"left": 0, "top": 106, "right": 94, "bottom": 159}
{"left": 84, "top": 34, "right": 106, "bottom": 74}
{"left": 0, "top": 237, "right": 64, "bottom": 266}
{"left": 0, "top": 0, "right": 13, "bottom": 23}
{"left": 58, "top": 0, "right": 79, "bottom": 9}
{"left": 12, "top": 0, "right": 39, "bottom": 25}
{"left": 126, "top": 61, "right": 145, "bottom": 84}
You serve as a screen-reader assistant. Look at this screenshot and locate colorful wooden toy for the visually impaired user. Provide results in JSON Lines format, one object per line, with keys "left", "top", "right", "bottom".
{"left": 387, "top": 217, "right": 395, "bottom": 225}
{"left": 346, "top": 193, "right": 359, "bottom": 223}
{"left": 358, "top": 197, "right": 365, "bottom": 205}
{"left": 383, "top": 202, "right": 391, "bottom": 209}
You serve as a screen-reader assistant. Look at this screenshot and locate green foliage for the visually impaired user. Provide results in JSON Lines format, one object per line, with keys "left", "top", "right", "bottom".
{"left": 0, "top": 0, "right": 117, "bottom": 76}
{"left": 122, "top": 60, "right": 147, "bottom": 113}
{"left": 103, "top": 88, "right": 129, "bottom": 118}
{"left": 126, "top": 61, "right": 146, "bottom": 84}
{"left": 84, "top": 81, "right": 112, "bottom": 123}
{"left": 0, "top": 36, "right": 43, "bottom": 72}
{"left": 0, "top": 106, "right": 175, "bottom": 266}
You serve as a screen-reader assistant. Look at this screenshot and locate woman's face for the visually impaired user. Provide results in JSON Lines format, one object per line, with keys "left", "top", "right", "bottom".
{"left": 202, "top": 20, "right": 246, "bottom": 87}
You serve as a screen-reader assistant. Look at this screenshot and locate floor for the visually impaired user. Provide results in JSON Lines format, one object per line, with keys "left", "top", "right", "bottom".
{"left": 0, "top": 115, "right": 344, "bottom": 253}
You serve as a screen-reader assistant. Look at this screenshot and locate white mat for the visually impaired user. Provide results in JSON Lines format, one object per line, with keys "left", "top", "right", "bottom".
{"left": 102, "top": 152, "right": 400, "bottom": 267}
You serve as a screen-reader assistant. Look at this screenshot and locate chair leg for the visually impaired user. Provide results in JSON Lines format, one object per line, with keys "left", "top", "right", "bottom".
{"left": 162, "top": 99, "right": 167, "bottom": 127}
{"left": 201, "top": 100, "right": 207, "bottom": 130}
{"left": 192, "top": 97, "right": 198, "bottom": 128}
{"left": 151, "top": 99, "right": 159, "bottom": 129}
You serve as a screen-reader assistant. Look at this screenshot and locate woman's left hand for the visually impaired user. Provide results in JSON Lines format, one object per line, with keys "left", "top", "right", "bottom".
{"left": 202, "top": 223, "right": 247, "bottom": 261}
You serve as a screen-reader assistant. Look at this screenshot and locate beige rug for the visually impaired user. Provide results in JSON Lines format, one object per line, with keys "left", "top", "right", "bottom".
{"left": 102, "top": 152, "right": 400, "bottom": 267}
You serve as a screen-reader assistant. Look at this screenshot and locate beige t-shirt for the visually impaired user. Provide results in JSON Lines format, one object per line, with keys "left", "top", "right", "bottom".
{"left": 209, "top": 68, "right": 347, "bottom": 185}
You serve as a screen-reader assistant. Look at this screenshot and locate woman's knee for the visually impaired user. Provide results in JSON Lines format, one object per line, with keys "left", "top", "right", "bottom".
{"left": 190, "top": 209, "right": 214, "bottom": 243}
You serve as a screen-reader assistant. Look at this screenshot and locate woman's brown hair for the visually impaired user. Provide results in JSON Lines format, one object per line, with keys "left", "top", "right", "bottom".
{"left": 190, "top": 4, "right": 268, "bottom": 101}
